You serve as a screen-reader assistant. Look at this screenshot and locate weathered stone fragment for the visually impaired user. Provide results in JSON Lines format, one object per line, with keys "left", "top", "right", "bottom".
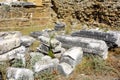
{"left": 20, "top": 36, "right": 35, "bottom": 47}
{"left": 71, "top": 30, "right": 120, "bottom": 47}
{"left": 56, "top": 35, "right": 108, "bottom": 59}
{"left": 30, "top": 31, "right": 46, "bottom": 39}
{"left": 38, "top": 43, "right": 64, "bottom": 54}
{"left": 33, "top": 56, "right": 59, "bottom": 73}
{"left": 0, "top": 38, "right": 21, "bottom": 54}
{"left": 107, "top": 31, "right": 120, "bottom": 47}
{"left": 30, "top": 29, "right": 55, "bottom": 39}
{"left": 60, "top": 47, "right": 83, "bottom": 67}
{"left": 57, "top": 62, "right": 73, "bottom": 76}
{"left": 0, "top": 31, "right": 22, "bottom": 39}
{"left": 7, "top": 67, "right": 34, "bottom": 80}
{"left": 54, "top": 22, "right": 65, "bottom": 31}
{"left": 30, "top": 52, "right": 44, "bottom": 66}
{"left": 0, "top": 46, "right": 26, "bottom": 63}
{"left": 38, "top": 36, "right": 61, "bottom": 48}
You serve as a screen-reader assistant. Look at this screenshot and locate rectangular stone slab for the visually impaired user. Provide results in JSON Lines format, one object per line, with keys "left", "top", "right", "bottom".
{"left": 0, "top": 46, "right": 26, "bottom": 61}
{"left": 56, "top": 35, "right": 108, "bottom": 59}
{"left": 60, "top": 47, "right": 83, "bottom": 67}
{"left": 71, "top": 30, "right": 120, "bottom": 47}
{"left": 38, "top": 36, "right": 61, "bottom": 48}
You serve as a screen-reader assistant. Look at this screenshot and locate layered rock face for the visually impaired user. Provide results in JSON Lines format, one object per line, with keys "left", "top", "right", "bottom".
{"left": 51, "top": 0, "right": 120, "bottom": 27}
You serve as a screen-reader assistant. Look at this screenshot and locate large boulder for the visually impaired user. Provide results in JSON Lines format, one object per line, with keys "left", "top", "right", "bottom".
{"left": 56, "top": 35, "right": 108, "bottom": 59}
{"left": 71, "top": 30, "right": 120, "bottom": 47}
{"left": 7, "top": 67, "right": 34, "bottom": 80}
{"left": 60, "top": 47, "right": 83, "bottom": 67}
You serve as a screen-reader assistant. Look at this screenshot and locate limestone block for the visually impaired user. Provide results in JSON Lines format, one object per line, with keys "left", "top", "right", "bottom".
{"left": 20, "top": 36, "right": 35, "bottom": 47}
{"left": 56, "top": 35, "right": 108, "bottom": 59}
{"left": 60, "top": 47, "right": 83, "bottom": 67}
{"left": 57, "top": 62, "right": 73, "bottom": 76}
{"left": 0, "top": 46, "right": 26, "bottom": 64}
{"left": 7, "top": 67, "right": 34, "bottom": 80}
{"left": 38, "top": 36, "right": 61, "bottom": 48}
{"left": 71, "top": 30, "right": 120, "bottom": 47}
{"left": 33, "top": 56, "right": 59, "bottom": 73}
{"left": 0, "top": 38, "right": 21, "bottom": 54}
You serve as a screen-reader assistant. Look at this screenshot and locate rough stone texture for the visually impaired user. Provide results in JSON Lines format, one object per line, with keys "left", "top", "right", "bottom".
{"left": 0, "top": 46, "right": 26, "bottom": 65}
{"left": 54, "top": 22, "right": 65, "bottom": 31}
{"left": 38, "top": 36, "right": 61, "bottom": 48}
{"left": 38, "top": 43, "right": 65, "bottom": 54}
{"left": 57, "top": 62, "right": 73, "bottom": 76}
{"left": 0, "top": 31, "right": 22, "bottom": 39}
{"left": 56, "top": 35, "right": 108, "bottom": 59}
{"left": 30, "top": 31, "right": 47, "bottom": 39}
{"left": 60, "top": 47, "right": 83, "bottom": 67}
{"left": 33, "top": 56, "right": 59, "bottom": 73}
{"left": 37, "top": 36, "right": 65, "bottom": 58}
{"left": 71, "top": 30, "right": 120, "bottom": 47}
{"left": 30, "top": 52, "right": 44, "bottom": 66}
{"left": 7, "top": 67, "right": 34, "bottom": 80}
{"left": 51, "top": 0, "right": 120, "bottom": 27}
{"left": 107, "top": 31, "right": 120, "bottom": 47}
{"left": 0, "top": 37, "right": 21, "bottom": 54}
{"left": 20, "top": 36, "right": 35, "bottom": 47}
{"left": 30, "top": 29, "right": 55, "bottom": 39}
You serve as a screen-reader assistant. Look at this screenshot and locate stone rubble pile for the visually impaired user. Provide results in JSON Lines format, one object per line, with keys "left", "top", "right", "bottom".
{"left": 51, "top": 0, "right": 120, "bottom": 27}
{"left": 0, "top": 29, "right": 119, "bottom": 79}
{"left": 0, "top": 31, "right": 35, "bottom": 65}
{"left": 37, "top": 36, "right": 65, "bottom": 56}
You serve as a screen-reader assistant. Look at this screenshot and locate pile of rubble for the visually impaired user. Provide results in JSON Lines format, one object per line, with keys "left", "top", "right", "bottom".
{"left": 0, "top": 31, "right": 35, "bottom": 65}
{"left": 51, "top": 0, "right": 120, "bottom": 27}
{"left": 0, "top": 28, "right": 120, "bottom": 79}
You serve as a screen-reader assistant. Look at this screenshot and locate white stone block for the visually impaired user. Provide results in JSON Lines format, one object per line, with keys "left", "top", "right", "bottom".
{"left": 57, "top": 62, "right": 73, "bottom": 76}
{"left": 60, "top": 47, "right": 83, "bottom": 67}
{"left": 7, "top": 67, "right": 34, "bottom": 80}
{"left": 0, "top": 38, "right": 21, "bottom": 54}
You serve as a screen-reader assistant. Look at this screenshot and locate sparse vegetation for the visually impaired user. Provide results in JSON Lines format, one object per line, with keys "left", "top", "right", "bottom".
{"left": 35, "top": 70, "right": 58, "bottom": 80}
{"left": 11, "top": 59, "right": 24, "bottom": 68}
{"left": 0, "top": 60, "right": 10, "bottom": 80}
{"left": 75, "top": 54, "right": 119, "bottom": 77}
{"left": 0, "top": 0, "right": 120, "bottom": 79}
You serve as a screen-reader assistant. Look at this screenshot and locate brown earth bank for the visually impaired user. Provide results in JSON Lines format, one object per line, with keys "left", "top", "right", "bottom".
{"left": 51, "top": 0, "right": 120, "bottom": 28}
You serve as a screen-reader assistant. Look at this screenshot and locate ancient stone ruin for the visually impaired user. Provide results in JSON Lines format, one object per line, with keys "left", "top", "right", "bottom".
{"left": 0, "top": 28, "right": 120, "bottom": 79}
